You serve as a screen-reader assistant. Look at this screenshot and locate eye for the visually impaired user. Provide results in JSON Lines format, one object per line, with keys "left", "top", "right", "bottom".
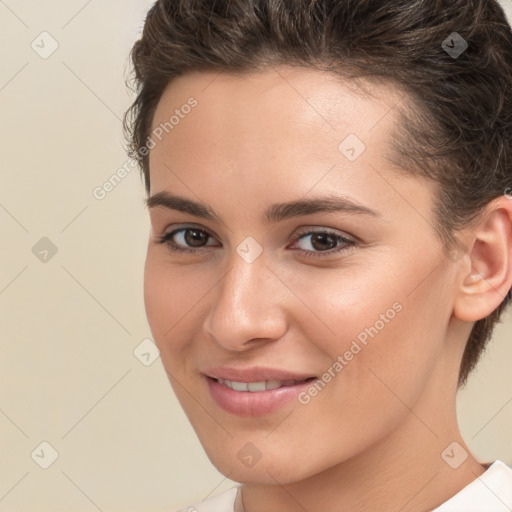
{"left": 288, "top": 228, "right": 357, "bottom": 259}
{"left": 155, "top": 225, "right": 357, "bottom": 259}
{"left": 156, "top": 227, "right": 218, "bottom": 254}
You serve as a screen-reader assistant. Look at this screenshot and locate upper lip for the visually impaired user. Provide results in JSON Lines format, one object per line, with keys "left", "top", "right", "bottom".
{"left": 204, "top": 366, "right": 317, "bottom": 383}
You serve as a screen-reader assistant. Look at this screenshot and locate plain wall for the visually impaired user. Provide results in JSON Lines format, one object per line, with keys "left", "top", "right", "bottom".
{"left": 0, "top": 1, "right": 511, "bottom": 510}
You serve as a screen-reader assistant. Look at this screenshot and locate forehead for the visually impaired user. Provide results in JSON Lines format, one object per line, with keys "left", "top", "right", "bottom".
{"left": 149, "top": 65, "right": 405, "bottom": 174}
{"left": 151, "top": 65, "right": 402, "bottom": 136}
{"left": 147, "top": 66, "right": 435, "bottom": 225}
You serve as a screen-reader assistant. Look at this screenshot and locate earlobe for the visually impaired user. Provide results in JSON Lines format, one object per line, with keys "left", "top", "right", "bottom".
{"left": 452, "top": 196, "right": 512, "bottom": 323}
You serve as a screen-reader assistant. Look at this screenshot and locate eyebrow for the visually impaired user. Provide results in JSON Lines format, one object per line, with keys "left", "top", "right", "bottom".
{"left": 145, "top": 191, "right": 382, "bottom": 223}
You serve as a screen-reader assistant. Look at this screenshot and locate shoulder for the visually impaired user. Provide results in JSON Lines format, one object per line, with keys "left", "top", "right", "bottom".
{"left": 172, "top": 486, "right": 240, "bottom": 512}
{"left": 433, "top": 460, "right": 512, "bottom": 511}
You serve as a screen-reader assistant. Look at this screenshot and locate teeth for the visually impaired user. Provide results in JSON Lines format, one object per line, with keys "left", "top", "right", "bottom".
{"left": 231, "top": 381, "right": 248, "bottom": 392}
{"left": 217, "top": 378, "right": 306, "bottom": 392}
{"left": 247, "top": 381, "right": 266, "bottom": 392}
{"left": 264, "top": 380, "right": 281, "bottom": 390}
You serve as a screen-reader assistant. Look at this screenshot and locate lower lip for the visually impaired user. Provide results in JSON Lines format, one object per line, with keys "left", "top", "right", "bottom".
{"left": 205, "top": 376, "right": 315, "bottom": 417}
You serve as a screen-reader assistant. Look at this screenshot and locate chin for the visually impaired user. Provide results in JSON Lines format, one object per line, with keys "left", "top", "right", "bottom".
{"left": 203, "top": 443, "right": 320, "bottom": 485}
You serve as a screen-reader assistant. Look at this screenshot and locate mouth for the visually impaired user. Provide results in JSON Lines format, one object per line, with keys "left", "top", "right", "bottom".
{"left": 205, "top": 375, "right": 318, "bottom": 417}
{"left": 207, "top": 376, "right": 317, "bottom": 392}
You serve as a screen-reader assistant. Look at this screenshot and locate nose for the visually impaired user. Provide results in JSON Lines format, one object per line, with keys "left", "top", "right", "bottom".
{"left": 202, "top": 249, "right": 288, "bottom": 351}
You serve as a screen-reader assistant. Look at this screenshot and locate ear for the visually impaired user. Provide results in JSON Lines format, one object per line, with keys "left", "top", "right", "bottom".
{"left": 452, "top": 195, "right": 512, "bottom": 323}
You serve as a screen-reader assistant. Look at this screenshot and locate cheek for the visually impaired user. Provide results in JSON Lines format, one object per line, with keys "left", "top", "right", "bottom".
{"left": 287, "top": 257, "right": 450, "bottom": 406}
{"left": 143, "top": 254, "right": 167, "bottom": 338}
{"left": 329, "top": 275, "right": 450, "bottom": 420}
{"left": 273, "top": 261, "right": 404, "bottom": 359}
{"left": 143, "top": 253, "right": 188, "bottom": 351}
{"left": 143, "top": 253, "right": 212, "bottom": 371}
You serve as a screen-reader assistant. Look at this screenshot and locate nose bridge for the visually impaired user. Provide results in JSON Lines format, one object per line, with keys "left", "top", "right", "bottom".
{"left": 218, "top": 249, "right": 273, "bottom": 322}
{"left": 203, "top": 246, "right": 286, "bottom": 347}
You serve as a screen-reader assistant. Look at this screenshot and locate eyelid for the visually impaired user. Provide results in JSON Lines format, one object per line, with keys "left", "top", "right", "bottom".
{"left": 292, "top": 225, "right": 357, "bottom": 243}
{"left": 158, "top": 223, "right": 356, "bottom": 244}
{"left": 156, "top": 223, "right": 359, "bottom": 259}
{"left": 158, "top": 222, "right": 221, "bottom": 242}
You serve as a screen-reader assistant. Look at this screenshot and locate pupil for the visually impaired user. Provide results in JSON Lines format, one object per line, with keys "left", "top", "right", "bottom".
{"left": 312, "top": 233, "right": 335, "bottom": 251}
{"left": 186, "top": 229, "right": 207, "bottom": 247}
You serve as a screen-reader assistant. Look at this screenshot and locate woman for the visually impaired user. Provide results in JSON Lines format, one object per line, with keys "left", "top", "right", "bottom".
{"left": 124, "top": 0, "right": 512, "bottom": 510}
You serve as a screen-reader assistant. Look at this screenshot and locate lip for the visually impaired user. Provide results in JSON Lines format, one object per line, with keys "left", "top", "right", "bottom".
{"left": 205, "top": 376, "right": 315, "bottom": 417}
{"left": 204, "top": 366, "right": 316, "bottom": 383}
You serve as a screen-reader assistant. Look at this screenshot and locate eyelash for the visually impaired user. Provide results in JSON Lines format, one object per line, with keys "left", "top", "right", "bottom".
{"left": 155, "top": 226, "right": 357, "bottom": 259}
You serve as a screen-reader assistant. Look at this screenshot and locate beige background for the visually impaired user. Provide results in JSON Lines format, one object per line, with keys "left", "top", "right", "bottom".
{"left": 0, "top": 1, "right": 511, "bottom": 511}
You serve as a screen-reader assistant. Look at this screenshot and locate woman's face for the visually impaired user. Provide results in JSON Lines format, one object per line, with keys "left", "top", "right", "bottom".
{"left": 144, "top": 66, "right": 464, "bottom": 484}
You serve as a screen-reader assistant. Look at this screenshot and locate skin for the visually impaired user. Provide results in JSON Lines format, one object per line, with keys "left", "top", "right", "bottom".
{"left": 143, "top": 66, "right": 512, "bottom": 511}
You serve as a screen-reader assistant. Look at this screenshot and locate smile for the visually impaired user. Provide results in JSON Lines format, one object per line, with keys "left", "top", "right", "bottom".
{"left": 206, "top": 376, "right": 318, "bottom": 417}
{"left": 215, "top": 377, "right": 316, "bottom": 392}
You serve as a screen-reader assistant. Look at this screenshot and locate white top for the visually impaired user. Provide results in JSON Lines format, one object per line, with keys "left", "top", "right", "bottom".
{"left": 173, "top": 460, "right": 512, "bottom": 512}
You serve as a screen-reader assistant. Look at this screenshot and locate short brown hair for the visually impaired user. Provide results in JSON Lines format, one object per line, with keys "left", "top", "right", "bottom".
{"left": 124, "top": 0, "right": 512, "bottom": 388}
